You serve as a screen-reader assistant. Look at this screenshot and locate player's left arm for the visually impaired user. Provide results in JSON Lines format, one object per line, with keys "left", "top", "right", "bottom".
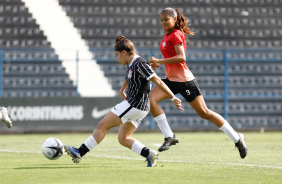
{"left": 149, "top": 44, "right": 186, "bottom": 65}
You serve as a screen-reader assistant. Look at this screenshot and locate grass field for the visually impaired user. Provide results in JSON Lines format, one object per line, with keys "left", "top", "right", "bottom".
{"left": 0, "top": 132, "right": 281, "bottom": 184}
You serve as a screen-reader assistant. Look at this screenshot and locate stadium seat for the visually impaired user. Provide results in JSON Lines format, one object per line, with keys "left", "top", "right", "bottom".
{"left": 1, "top": 0, "right": 282, "bottom": 129}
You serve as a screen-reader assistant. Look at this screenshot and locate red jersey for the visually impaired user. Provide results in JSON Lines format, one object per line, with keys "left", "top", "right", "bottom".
{"left": 160, "top": 29, "right": 194, "bottom": 82}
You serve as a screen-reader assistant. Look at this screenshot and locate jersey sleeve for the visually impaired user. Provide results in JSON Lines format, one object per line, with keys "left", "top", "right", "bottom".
{"left": 171, "top": 31, "right": 184, "bottom": 46}
{"left": 137, "top": 62, "right": 156, "bottom": 81}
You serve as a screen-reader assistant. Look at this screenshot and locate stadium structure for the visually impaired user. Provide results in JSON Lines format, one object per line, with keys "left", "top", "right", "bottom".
{"left": 0, "top": 0, "right": 281, "bottom": 132}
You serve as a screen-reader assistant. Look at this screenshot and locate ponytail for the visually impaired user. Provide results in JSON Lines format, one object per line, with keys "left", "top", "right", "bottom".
{"left": 115, "top": 35, "right": 136, "bottom": 54}
{"left": 175, "top": 8, "right": 194, "bottom": 40}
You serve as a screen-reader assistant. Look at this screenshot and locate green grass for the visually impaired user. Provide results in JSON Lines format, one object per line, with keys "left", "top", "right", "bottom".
{"left": 0, "top": 132, "right": 281, "bottom": 184}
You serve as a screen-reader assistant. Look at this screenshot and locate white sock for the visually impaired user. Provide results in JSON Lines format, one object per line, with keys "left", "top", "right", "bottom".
{"left": 84, "top": 135, "right": 98, "bottom": 150}
{"left": 219, "top": 121, "right": 240, "bottom": 143}
{"left": 154, "top": 113, "right": 174, "bottom": 138}
{"left": 131, "top": 140, "right": 145, "bottom": 155}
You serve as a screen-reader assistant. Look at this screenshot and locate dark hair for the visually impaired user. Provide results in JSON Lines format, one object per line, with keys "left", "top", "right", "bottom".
{"left": 161, "top": 8, "right": 194, "bottom": 40}
{"left": 115, "top": 35, "right": 136, "bottom": 54}
{"left": 175, "top": 9, "right": 194, "bottom": 36}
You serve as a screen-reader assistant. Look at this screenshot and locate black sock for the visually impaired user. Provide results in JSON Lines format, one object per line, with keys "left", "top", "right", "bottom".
{"left": 140, "top": 147, "right": 150, "bottom": 158}
{"left": 78, "top": 143, "right": 90, "bottom": 157}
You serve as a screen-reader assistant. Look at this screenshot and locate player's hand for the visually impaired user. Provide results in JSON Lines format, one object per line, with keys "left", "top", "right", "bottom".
{"left": 149, "top": 56, "right": 160, "bottom": 70}
{"left": 150, "top": 62, "right": 160, "bottom": 70}
{"left": 172, "top": 97, "right": 184, "bottom": 111}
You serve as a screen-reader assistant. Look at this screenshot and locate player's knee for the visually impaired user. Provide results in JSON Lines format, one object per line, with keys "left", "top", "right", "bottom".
{"left": 149, "top": 93, "right": 156, "bottom": 102}
{"left": 96, "top": 122, "right": 108, "bottom": 133}
{"left": 197, "top": 109, "right": 212, "bottom": 120}
{"left": 149, "top": 95, "right": 160, "bottom": 106}
{"left": 118, "top": 134, "right": 126, "bottom": 146}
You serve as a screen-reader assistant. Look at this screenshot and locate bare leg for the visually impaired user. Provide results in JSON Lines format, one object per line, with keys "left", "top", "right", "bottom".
{"left": 149, "top": 85, "right": 179, "bottom": 151}
{"left": 93, "top": 111, "right": 123, "bottom": 144}
{"left": 189, "top": 95, "right": 225, "bottom": 127}
{"left": 149, "top": 85, "right": 168, "bottom": 117}
{"left": 118, "top": 122, "right": 137, "bottom": 149}
{"left": 118, "top": 121, "right": 158, "bottom": 166}
{"left": 189, "top": 95, "right": 240, "bottom": 143}
{"left": 150, "top": 85, "right": 175, "bottom": 137}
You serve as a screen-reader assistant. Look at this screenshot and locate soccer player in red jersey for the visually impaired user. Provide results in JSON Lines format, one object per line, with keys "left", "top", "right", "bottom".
{"left": 149, "top": 7, "right": 247, "bottom": 158}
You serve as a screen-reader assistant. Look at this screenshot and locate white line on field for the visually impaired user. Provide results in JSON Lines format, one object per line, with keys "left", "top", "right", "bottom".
{"left": 0, "top": 150, "right": 42, "bottom": 154}
{"left": 1, "top": 149, "right": 281, "bottom": 170}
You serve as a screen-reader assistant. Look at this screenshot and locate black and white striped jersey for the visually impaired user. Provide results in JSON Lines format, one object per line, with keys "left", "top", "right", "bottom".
{"left": 125, "top": 54, "right": 156, "bottom": 111}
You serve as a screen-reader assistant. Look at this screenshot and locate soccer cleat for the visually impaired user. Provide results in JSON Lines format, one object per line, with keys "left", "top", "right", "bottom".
{"left": 64, "top": 145, "right": 82, "bottom": 164}
{"left": 158, "top": 134, "right": 179, "bottom": 152}
{"left": 146, "top": 150, "right": 158, "bottom": 167}
{"left": 0, "top": 107, "right": 12, "bottom": 128}
{"left": 235, "top": 133, "right": 248, "bottom": 159}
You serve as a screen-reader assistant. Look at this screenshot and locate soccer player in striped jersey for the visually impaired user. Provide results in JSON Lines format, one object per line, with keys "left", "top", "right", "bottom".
{"left": 149, "top": 7, "right": 247, "bottom": 158}
{"left": 64, "top": 36, "right": 183, "bottom": 167}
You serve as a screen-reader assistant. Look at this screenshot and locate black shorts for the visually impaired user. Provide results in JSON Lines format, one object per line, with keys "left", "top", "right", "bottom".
{"left": 162, "top": 78, "right": 202, "bottom": 102}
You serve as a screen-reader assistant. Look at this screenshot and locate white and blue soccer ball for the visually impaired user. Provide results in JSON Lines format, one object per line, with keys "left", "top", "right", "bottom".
{"left": 42, "top": 138, "right": 64, "bottom": 160}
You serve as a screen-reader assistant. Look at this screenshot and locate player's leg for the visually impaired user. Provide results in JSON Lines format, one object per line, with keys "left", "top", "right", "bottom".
{"left": 150, "top": 86, "right": 174, "bottom": 138}
{"left": 189, "top": 95, "right": 247, "bottom": 158}
{"left": 64, "top": 111, "right": 122, "bottom": 163}
{"left": 93, "top": 111, "right": 123, "bottom": 144}
{"left": 118, "top": 122, "right": 158, "bottom": 167}
{"left": 189, "top": 95, "right": 225, "bottom": 127}
{"left": 150, "top": 85, "right": 179, "bottom": 152}
{"left": 118, "top": 122, "right": 137, "bottom": 149}
{"left": 0, "top": 107, "right": 12, "bottom": 128}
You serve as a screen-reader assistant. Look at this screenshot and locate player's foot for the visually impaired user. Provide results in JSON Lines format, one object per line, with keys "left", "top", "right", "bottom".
{"left": 146, "top": 150, "right": 158, "bottom": 167}
{"left": 235, "top": 133, "right": 248, "bottom": 159}
{"left": 64, "top": 145, "right": 82, "bottom": 163}
{"left": 158, "top": 134, "right": 179, "bottom": 152}
{"left": 0, "top": 107, "right": 12, "bottom": 128}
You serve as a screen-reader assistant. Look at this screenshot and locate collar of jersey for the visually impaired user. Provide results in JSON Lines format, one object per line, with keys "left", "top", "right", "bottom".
{"left": 166, "top": 28, "right": 177, "bottom": 36}
{"left": 129, "top": 54, "right": 140, "bottom": 67}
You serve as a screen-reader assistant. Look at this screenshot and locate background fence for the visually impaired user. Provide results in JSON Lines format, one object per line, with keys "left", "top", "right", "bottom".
{"left": 1, "top": 48, "right": 282, "bottom": 132}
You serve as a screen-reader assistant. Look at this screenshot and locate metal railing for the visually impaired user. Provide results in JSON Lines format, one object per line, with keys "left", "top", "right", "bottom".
{"left": 1, "top": 48, "right": 282, "bottom": 123}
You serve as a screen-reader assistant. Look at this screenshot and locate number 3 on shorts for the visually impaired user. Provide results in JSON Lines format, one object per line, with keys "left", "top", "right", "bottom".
{"left": 186, "top": 90, "right": 190, "bottom": 95}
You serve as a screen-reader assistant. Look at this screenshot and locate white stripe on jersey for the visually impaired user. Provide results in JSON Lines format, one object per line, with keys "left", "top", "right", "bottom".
{"left": 125, "top": 54, "right": 155, "bottom": 111}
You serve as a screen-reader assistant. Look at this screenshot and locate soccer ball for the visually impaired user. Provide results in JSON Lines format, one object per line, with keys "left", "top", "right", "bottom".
{"left": 42, "top": 138, "right": 64, "bottom": 160}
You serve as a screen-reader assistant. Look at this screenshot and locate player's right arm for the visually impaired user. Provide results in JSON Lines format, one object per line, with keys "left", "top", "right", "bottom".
{"left": 149, "top": 44, "right": 185, "bottom": 67}
{"left": 120, "top": 80, "right": 128, "bottom": 100}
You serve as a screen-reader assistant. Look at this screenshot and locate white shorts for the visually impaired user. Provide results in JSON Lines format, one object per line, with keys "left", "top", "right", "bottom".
{"left": 111, "top": 100, "right": 149, "bottom": 128}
